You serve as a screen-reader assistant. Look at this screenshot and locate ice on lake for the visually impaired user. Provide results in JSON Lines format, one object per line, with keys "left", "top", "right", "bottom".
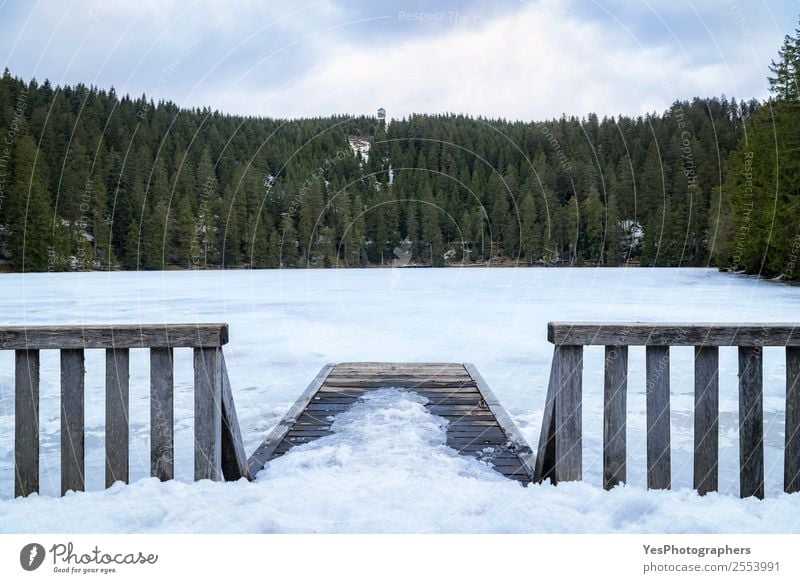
{"left": 1, "top": 267, "right": 799, "bottom": 532}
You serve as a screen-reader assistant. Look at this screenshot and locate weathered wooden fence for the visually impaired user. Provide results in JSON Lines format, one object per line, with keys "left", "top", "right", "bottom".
{"left": 2, "top": 324, "right": 252, "bottom": 498}
{"left": 533, "top": 322, "right": 800, "bottom": 499}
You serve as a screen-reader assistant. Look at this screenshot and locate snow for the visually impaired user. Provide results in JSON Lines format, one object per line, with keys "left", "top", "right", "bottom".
{"left": 1, "top": 267, "right": 799, "bottom": 533}
{"left": 348, "top": 136, "right": 370, "bottom": 163}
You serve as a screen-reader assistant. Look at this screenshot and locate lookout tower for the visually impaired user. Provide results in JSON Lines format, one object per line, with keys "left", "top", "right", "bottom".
{"left": 377, "top": 107, "right": 386, "bottom": 121}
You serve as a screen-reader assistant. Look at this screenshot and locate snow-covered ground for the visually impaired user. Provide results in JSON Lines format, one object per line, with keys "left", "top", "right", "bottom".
{"left": 1, "top": 267, "right": 799, "bottom": 533}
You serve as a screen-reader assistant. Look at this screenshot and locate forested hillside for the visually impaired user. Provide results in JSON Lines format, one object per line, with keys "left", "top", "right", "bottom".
{"left": 0, "top": 21, "right": 797, "bottom": 275}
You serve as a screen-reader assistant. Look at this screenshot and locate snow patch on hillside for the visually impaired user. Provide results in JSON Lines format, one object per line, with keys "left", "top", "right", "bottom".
{"left": 348, "top": 136, "right": 370, "bottom": 163}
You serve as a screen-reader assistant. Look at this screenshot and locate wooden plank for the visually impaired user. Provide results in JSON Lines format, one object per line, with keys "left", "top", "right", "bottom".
{"left": 312, "top": 394, "right": 482, "bottom": 405}
{"left": 285, "top": 428, "right": 506, "bottom": 439}
{"left": 327, "top": 368, "right": 471, "bottom": 377}
{"left": 464, "top": 363, "right": 533, "bottom": 477}
{"left": 533, "top": 354, "right": 557, "bottom": 483}
{"left": 467, "top": 451, "right": 522, "bottom": 461}
{"left": 738, "top": 346, "right": 764, "bottom": 499}
{"left": 318, "top": 386, "right": 480, "bottom": 395}
{"left": 445, "top": 420, "right": 503, "bottom": 427}
{"left": 274, "top": 442, "right": 298, "bottom": 454}
{"left": 333, "top": 362, "right": 465, "bottom": 370}
{"left": 447, "top": 428, "right": 507, "bottom": 437}
{"left": 548, "top": 322, "right": 793, "bottom": 346}
{"left": 247, "top": 364, "right": 336, "bottom": 476}
{"left": 14, "top": 349, "right": 39, "bottom": 497}
{"left": 305, "top": 403, "right": 486, "bottom": 414}
{"left": 786, "top": 346, "right": 800, "bottom": 493}
{"left": 0, "top": 323, "right": 229, "bottom": 349}
{"left": 220, "top": 353, "right": 253, "bottom": 481}
{"left": 286, "top": 429, "right": 334, "bottom": 437}
{"left": 694, "top": 346, "right": 719, "bottom": 495}
{"left": 603, "top": 345, "right": 627, "bottom": 489}
{"left": 194, "top": 347, "right": 222, "bottom": 481}
{"left": 447, "top": 437, "right": 508, "bottom": 446}
{"left": 429, "top": 412, "right": 496, "bottom": 420}
{"left": 554, "top": 345, "right": 583, "bottom": 483}
{"left": 150, "top": 347, "right": 174, "bottom": 481}
{"left": 322, "top": 379, "right": 476, "bottom": 389}
{"left": 61, "top": 349, "right": 85, "bottom": 495}
{"left": 326, "top": 374, "right": 472, "bottom": 383}
{"left": 105, "top": 347, "right": 130, "bottom": 488}
{"left": 646, "top": 346, "right": 671, "bottom": 490}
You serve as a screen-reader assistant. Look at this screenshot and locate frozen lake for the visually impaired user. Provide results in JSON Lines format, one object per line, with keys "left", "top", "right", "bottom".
{"left": 1, "top": 267, "right": 799, "bottom": 532}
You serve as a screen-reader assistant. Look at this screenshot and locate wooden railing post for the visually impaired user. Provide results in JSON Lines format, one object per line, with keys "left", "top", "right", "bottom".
{"left": 738, "top": 346, "right": 764, "bottom": 499}
{"left": 786, "top": 346, "right": 800, "bottom": 493}
{"left": 220, "top": 354, "right": 253, "bottom": 481}
{"left": 150, "top": 347, "right": 175, "bottom": 481}
{"left": 645, "top": 346, "right": 671, "bottom": 489}
{"left": 61, "top": 348, "right": 85, "bottom": 495}
{"left": 694, "top": 346, "right": 719, "bottom": 495}
{"left": 14, "top": 349, "right": 40, "bottom": 497}
{"left": 194, "top": 346, "right": 223, "bottom": 481}
{"left": 533, "top": 355, "right": 557, "bottom": 483}
{"left": 105, "top": 347, "right": 130, "bottom": 487}
{"left": 603, "top": 345, "right": 627, "bottom": 489}
{"left": 553, "top": 345, "right": 583, "bottom": 483}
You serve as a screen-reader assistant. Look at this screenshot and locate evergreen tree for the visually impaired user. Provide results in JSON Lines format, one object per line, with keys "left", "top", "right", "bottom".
{"left": 8, "top": 135, "right": 55, "bottom": 271}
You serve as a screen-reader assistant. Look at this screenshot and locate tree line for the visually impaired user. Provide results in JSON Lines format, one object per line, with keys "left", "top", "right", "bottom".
{"left": 0, "top": 19, "right": 797, "bottom": 276}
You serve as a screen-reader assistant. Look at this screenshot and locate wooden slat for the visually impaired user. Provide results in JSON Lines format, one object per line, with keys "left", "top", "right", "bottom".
{"left": 328, "top": 370, "right": 469, "bottom": 382}
{"left": 738, "top": 346, "right": 764, "bottom": 499}
{"left": 248, "top": 364, "right": 336, "bottom": 476}
{"left": 306, "top": 403, "right": 485, "bottom": 414}
{"left": 554, "top": 345, "right": 583, "bottom": 483}
{"left": 194, "top": 347, "right": 222, "bottom": 481}
{"left": 533, "top": 355, "right": 557, "bottom": 483}
{"left": 220, "top": 353, "right": 253, "bottom": 481}
{"left": 322, "top": 378, "right": 476, "bottom": 389}
{"left": 645, "top": 346, "right": 671, "bottom": 490}
{"left": 0, "top": 323, "right": 229, "bottom": 349}
{"left": 786, "top": 346, "right": 800, "bottom": 493}
{"left": 333, "top": 362, "right": 465, "bottom": 370}
{"left": 105, "top": 347, "right": 130, "bottom": 488}
{"left": 61, "top": 349, "right": 85, "bottom": 495}
{"left": 150, "top": 347, "right": 174, "bottom": 481}
{"left": 327, "top": 369, "right": 470, "bottom": 378}
{"left": 548, "top": 322, "right": 797, "bottom": 346}
{"left": 694, "top": 346, "right": 719, "bottom": 495}
{"left": 318, "top": 386, "right": 479, "bottom": 395}
{"left": 464, "top": 363, "right": 534, "bottom": 477}
{"left": 603, "top": 345, "right": 627, "bottom": 489}
{"left": 312, "top": 394, "right": 482, "bottom": 405}
{"left": 447, "top": 437, "right": 507, "bottom": 446}
{"left": 14, "top": 349, "right": 39, "bottom": 497}
{"left": 431, "top": 412, "right": 496, "bottom": 419}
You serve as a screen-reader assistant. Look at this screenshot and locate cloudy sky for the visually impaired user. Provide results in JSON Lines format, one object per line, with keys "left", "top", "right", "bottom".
{"left": 1, "top": 0, "right": 797, "bottom": 120}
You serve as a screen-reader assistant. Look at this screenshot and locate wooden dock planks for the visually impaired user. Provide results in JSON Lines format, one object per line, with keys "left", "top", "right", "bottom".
{"left": 248, "top": 362, "right": 534, "bottom": 483}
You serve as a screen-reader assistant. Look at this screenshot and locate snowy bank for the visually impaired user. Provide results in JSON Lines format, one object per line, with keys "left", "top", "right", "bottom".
{"left": 1, "top": 389, "right": 798, "bottom": 534}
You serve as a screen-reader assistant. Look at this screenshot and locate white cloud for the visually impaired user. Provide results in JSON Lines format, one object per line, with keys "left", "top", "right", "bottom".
{"left": 1, "top": 0, "right": 789, "bottom": 120}
{"left": 211, "top": 1, "right": 777, "bottom": 120}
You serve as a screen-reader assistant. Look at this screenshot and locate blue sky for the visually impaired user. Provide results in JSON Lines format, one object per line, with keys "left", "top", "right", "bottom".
{"left": 1, "top": 0, "right": 797, "bottom": 120}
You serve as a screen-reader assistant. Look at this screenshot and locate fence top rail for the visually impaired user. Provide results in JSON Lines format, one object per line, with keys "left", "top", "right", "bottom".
{"left": 0, "top": 323, "right": 229, "bottom": 349}
{"left": 548, "top": 322, "right": 800, "bottom": 347}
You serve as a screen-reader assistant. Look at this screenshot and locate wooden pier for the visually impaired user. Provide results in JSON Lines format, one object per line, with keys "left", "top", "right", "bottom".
{"left": 248, "top": 362, "right": 534, "bottom": 482}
